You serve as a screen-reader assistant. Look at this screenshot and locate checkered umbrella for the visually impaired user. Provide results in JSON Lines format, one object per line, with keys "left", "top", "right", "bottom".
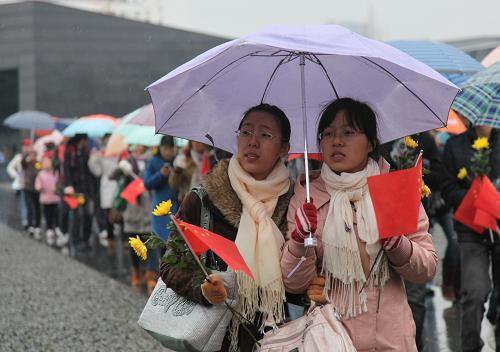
{"left": 452, "top": 62, "right": 500, "bottom": 128}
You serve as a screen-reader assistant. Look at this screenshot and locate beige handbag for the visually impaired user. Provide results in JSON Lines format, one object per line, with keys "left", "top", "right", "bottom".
{"left": 258, "top": 303, "right": 357, "bottom": 352}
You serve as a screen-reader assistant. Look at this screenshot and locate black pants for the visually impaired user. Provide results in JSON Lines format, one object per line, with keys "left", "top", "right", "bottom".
{"left": 58, "top": 200, "right": 70, "bottom": 234}
{"left": 70, "top": 197, "right": 93, "bottom": 244}
{"left": 24, "top": 190, "right": 40, "bottom": 228}
{"left": 43, "top": 204, "right": 59, "bottom": 230}
{"left": 460, "top": 237, "right": 500, "bottom": 352}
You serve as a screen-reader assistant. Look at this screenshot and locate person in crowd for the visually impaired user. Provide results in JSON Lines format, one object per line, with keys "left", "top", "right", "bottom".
{"left": 189, "top": 141, "right": 210, "bottom": 189}
{"left": 88, "top": 134, "right": 118, "bottom": 248}
{"left": 169, "top": 142, "right": 197, "bottom": 203}
{"left": 110, "top": 145, "right": 153, "bottom": 294}
{"left": 379, "top": 131, "right": 446, "bottom": 351}
{"left": 441, "top": 121, "right": 499, "bottom": 352}
{"left": 35, "top": 156, "right": 60, "bottom": 245}
{"left": 21, "top": 146, "right": 41, "bottom": 239}
{"left": 281, "top": 98, "right": 437, "bottom": 351}
{"left": 63, "top": 134, "right": 95, "bottom": 251}
{"left": 160, "top": 104, "right": 293, "bottom": 351}
{"left": 7, "top": 139, "right": 30, "bottom": 229}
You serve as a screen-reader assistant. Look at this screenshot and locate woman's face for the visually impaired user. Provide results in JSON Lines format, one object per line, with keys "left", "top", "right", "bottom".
{"left": 320, "top": 111, "right": 373, "bottom": 174}
{"left": 160, "top": 145, "right": 175, "bottom": 161}
{"left": 236, "top": 111, "right": 289, "bottom": 180}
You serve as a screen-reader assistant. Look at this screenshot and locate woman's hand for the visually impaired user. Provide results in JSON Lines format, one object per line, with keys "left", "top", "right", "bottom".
{"left": 306, "top": 276, "right": 327, "bottom": 304}
{"left": 292, "top": 199, "right": 318, "bottom": 242}
{"left": 201, "top": 274, "right": 228, "bottom": 304}
{"left": 380, "top": 236, "right": 403, "bottom": 251}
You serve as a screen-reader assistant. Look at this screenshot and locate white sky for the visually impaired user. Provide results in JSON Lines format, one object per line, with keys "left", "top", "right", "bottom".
{"left": 157, "top": 0, "right": 500, "bottom": 41}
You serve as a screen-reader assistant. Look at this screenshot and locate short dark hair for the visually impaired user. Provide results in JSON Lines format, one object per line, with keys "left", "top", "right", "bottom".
{"left": 160, "top": 135, "right": 175, "bottom": 148}
{"left": 317, "top": 98, "right": 379, "bottom": 151}
{"left": 239, "top": 103, "right": 291, "bottom": 143}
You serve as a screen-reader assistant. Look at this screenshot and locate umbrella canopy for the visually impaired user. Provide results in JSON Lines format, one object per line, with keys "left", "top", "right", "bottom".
{"left": 127, "top": 104, "right": 155, "bottom": 126}
{"left": 437, "top": 110, "right": 467, "bottom": 135}
{"left": 62, "top": 114, "right": 117, "bottom": 138}
{"left": 148, "top": 25, "right": 458, "bottom": 154}
{"left": 3, "top": 111, "right": 55, "bottom": 130}
{"left": 33, "top": 130, "right": 64, "bottom": 159}
{"left": 387, "top": 40, "right": 484, "bottom": 86}
{"left": 482, "top": 46, "right": 500, "bottom": 68}
{"left": 124, "top": 126, "right": 162, "bottom": 146}
{"left": 452, "top": 62, "right": 500, "bottom": 128}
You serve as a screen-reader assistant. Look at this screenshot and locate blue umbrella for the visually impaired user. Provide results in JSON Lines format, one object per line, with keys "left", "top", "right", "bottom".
{"left": 3, "top": 110, "right": 54, "bottom": 130}
{"left": 62, "top": 114, "right": 117, "bottom": 138}
{"left": 387, "top": 40, "right": 484, "bottom": 86}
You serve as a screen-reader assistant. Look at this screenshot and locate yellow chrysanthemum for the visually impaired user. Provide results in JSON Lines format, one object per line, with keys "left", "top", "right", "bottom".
{"left": 404, "top": 136, "right": 419, "bottom": 149}
{"left": 35, "top": 162, "right": 41, "bottom": 170}
{"left": 421, "top": 182, "right": 431, "bottom": 198}
{"left": 472, "top": 137, "right": 490, "bottom": 151}
{"left": 152, "top": 199, "right": 172, "bottom": 216}
{"left": 76, "top": 194, "right": 85, "bottom": 205}
{"left": 457, "top": 168, "right": 468, "bottom": 180}
{"left": 129, "top": 235, "right": 147, "bottom": 261}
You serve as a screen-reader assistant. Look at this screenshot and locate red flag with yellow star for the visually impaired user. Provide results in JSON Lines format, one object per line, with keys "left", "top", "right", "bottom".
{"left": 454, "top": 177, "right": 486, "bottom": 234}
{"left": 474, "top": 176, "right": 500, "bottom": 220}
{"left": 171, "top": 217, "right": 254, "bottom": 280}
{"left": 367, "top": 154, "right": 423, "bottom": 239}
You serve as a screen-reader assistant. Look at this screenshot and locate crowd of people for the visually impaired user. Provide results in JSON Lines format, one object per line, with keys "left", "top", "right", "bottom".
{"left": 5, "top": 98, "right": 499, "bottom": 351}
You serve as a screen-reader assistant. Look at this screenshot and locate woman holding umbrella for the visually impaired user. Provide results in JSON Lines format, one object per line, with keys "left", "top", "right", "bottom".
{"left": 160, "top": 103, "right": 293, "bottom": 351}
{"left": 281, "top": 98, "right": 437, "bottom": 351}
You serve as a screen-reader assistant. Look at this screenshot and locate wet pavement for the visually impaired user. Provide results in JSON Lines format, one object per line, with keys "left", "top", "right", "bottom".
{"left": 0, "top": 181, "right": 496, "bottom": 351}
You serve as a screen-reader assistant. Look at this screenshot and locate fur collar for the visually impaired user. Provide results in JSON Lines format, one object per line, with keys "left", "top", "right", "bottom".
{"left": 201, "top": 159, "right": 293, "bottom": 232}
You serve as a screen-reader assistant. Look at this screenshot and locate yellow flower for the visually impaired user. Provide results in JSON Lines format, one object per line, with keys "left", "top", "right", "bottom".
{"left": 457, "top": 168, "right": 468, "bottom": 180}
{"left": 129, "top": 235, "right": 147, "bottom": 261}
{"left": 404, "top": 136, "right": 419, "bottom": 149}
{"left": 76, "top": 194, "right": 85, "bottom": 205}
{"left": 421, "top": 182, "right": 431, "bottom": 198}
{"left": 152, "top": 200, "right": 172, "bottom": 216}
{"left": 472, "top": 137, "right": 490, "bottom": 150}
{"left": 35, "top": 162, "right": 41, "bottom": 170}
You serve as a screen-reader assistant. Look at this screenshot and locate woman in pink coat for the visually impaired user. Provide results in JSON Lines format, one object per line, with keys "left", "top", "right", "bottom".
{"left": 281, "top": 98, "right": 437, "bottom": 351}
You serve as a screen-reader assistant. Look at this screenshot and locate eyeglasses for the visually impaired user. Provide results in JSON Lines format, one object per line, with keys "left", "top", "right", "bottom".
{"left": 318, "top": 128, "right": 363, "bottom": 141}
{"left": 235, "top": 129, "right": 275, "bottom": 141}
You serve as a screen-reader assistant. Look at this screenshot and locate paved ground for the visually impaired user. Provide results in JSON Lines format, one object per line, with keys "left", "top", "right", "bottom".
{"left": 0, "top": 222, "right": 158, "bottom": 352}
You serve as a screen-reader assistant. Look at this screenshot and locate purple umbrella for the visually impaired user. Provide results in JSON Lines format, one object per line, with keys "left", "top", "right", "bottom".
{"left": 147, "top": 24, "right": 459, "bottom": 203}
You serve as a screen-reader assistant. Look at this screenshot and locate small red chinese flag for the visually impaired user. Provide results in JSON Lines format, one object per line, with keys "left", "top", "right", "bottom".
{"left": 172, "top": 217, "right": 254, "bottom": 280}
{"left": 200, "top": 154, "right": 211, "bottom": 176}
{"left": 287, "top": 153, "right": 323, "bottom": 162}
{"left": 454, "top": 177, "right": 486, "bottom": 234}
{"left": 474, "top": 176, "right": 500, "bottom": 220}
{"left": 474, "top": 208, "right": 498, "bottom": 231}
{"left": 120, "top": 178, "right": 145, "bottom": 206}
{"left": 367, "top": 155, "right": 422, "bottom": 239}
{"left": 63, "top": 196, "right": 79, "bottom": 209}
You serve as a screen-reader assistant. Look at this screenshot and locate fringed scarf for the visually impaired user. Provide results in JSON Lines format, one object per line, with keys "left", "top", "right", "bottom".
{"left": 227, "top": 156, "right": 290, "bottom": 349}
{"left": 320, "top": 159, "right": 390, "bottom": 318}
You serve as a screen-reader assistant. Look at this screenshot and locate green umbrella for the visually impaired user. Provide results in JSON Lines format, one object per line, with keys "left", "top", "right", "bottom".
{"left": 452, "top": 62, "right": 500, "bottom": 128}
{"left": 124, "top": 126, "right": 162, "bottom": 146}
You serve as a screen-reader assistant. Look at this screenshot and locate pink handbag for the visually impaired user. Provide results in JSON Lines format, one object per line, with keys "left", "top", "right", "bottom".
{"left": 258, "top": 304, "right": 357, "bottom": 352}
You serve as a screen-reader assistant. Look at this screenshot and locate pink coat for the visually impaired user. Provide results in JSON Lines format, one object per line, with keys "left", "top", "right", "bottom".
{"left": 35, "top": 170, "right": 60, "bottom": 205}
{"left": 281, "top": 162, "right": 437, "bottom": 352}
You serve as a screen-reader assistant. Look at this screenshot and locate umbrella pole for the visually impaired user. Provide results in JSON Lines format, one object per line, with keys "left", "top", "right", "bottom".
{"left": 300, "top": 53, "right": 317, "bottom": 248}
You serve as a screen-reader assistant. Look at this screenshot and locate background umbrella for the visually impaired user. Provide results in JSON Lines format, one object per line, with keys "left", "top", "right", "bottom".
{"left": 124, "top": 127, "right": 162, "bottom": 146}
{"left": 33, "top": 130, "right": 64, "bottom": 159}
{"left": 387, "top": 40, "right": 484, "bottom": 86}
{"left": 62, "top": 114, "right": 117, "bottom": 138}
{"left": 452, "top": 62, "right": 500, "bottom": 128}
{"left": 4, "top": 110, "right": 55, "bottom": 131}
{"left": 482, "top": 46, "right": 500, "bottom": 68}
{"left": 437, "top": 110, "right": 467, "bottom": 135}
{"left": 127, "top": 104, "right": 155, "bottom": 126}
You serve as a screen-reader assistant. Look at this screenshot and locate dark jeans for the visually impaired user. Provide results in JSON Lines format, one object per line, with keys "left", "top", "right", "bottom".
{"left": 24, "top": 190, "right": 40, "bottom": 228}
{"left": 70, "top": 197, "right": 93, "bottom": 244}
{"left": 405, "top": 280, "right": 427, "bottom": 351}
{"left": 58, "top": 200, "right": 70, "bottom": 234}
{"left": 433, "top": 211, "right": 461, "bottom": 297}
{"left": 43, "top": 203, "right": 58, "bottom": 230}
{"left": 460, "top": 236, "right": 500, "bottom": 352}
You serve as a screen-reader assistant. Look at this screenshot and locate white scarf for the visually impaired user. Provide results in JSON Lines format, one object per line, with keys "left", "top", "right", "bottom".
{"left": 320, "top": 158, "right": 389, "bottom": 318}
{"left": 227, "top": 156, "right": 290, "bottom": 330}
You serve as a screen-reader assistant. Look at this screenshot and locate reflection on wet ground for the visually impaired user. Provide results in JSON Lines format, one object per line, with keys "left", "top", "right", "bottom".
{"left": 0, "top": 182, "right": 495, "bottom": 351}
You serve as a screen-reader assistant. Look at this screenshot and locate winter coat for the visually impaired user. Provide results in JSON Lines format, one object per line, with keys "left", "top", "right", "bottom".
{"left": 63, "top": 145, "right": 95, "bottom": 196}
{"left": 281, "top": 159, "right": 437, "bottom": 352}
{"left": 110, "top": 156, "right": 151, "bottom": 234}
{"left": 159, "top": 159, "right": 293, "bottom": 352}
{"left": 21, "top": 154, "right": 39, "bottom": 191}
{"left": 35, "top": 170, "right": 60, "bottom": 204}
{"left": 88, "top": 151, "right": 118, "bottom": 209}
{"left": 143, "top": 155, "right": 179, "bottom": 240}
{"left": 7, "top": 153, "right": 24, "bottom": 191}
{"left": 441, "top": 128, "right": 499, "bottom": 241}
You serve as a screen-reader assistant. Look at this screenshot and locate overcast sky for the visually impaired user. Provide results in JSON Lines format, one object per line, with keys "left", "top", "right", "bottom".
{"left": 158, "top": 0, "right": 500, "bottom": 41}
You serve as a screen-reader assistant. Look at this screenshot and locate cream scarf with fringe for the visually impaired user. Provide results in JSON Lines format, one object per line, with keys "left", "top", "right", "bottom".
{"left": 228, "top": 156, "right": 290, "bottom": 336}
{"left": 321, "top": 158, "right": 390, "bottom": 318}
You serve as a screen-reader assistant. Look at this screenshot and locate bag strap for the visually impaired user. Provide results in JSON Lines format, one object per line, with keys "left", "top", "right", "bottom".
{"left": 191, "top": 186, "right": 212, "bottom": 231}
